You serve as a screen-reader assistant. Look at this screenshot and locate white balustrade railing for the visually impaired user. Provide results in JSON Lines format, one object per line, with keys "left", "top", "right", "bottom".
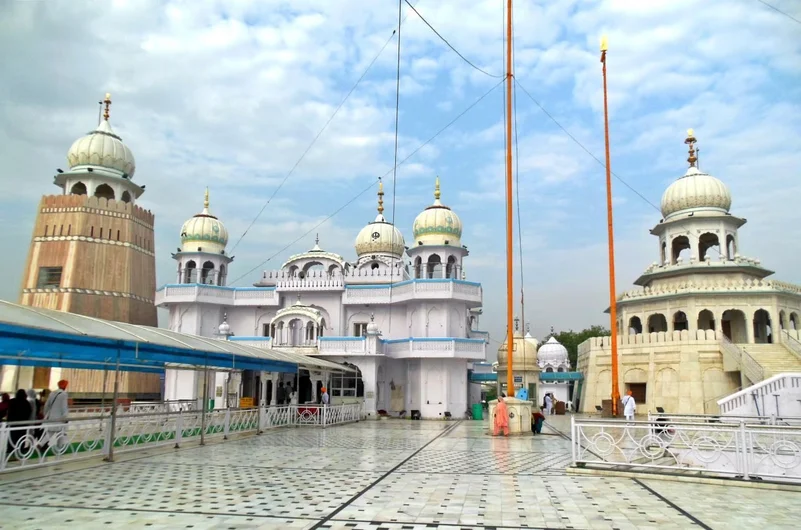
{"left": 0, "top": 403, "right": 363, "bottom": 474}
{"left": 343, "top": 280, "right": 482, "bottom": 304}
{"left": 571, "top": 417, "right": 801, "bottom": 484}
{"left": 155, "top": 284, "right": 280, "bottom": 307}
{"left": 646, "top": 412, "right": 801, "bottom": 427}
{"left": 381, "top": 338, "right": 485, "bottom": 359}
{"left": 782, "top": 330, "right": 801, "bottom": 361}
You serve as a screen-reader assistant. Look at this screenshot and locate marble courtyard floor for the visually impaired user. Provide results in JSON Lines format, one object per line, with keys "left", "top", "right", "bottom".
{"left": 0, "top": 419, "right": 799, "bottom": 529}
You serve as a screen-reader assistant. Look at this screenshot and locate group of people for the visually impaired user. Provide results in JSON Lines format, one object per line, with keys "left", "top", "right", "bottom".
{"left": 492, "top": 395, "right": 549, "bottom": 437}
{"left": 0, "top": 380, "right": 70, "bottom": 454}
{"left": 275, "top": 382, "right": 296, "bottom": 405}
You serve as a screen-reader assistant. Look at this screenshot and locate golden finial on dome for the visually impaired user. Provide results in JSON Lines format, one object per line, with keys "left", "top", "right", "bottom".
{"left": 685, "top": 128, "right": 697, "bottom": 168}
{"left": 204, "top": 187, "right": 210, "bottom": 209}
{"left": 434, "top": 175, "right": 441, "bottom": 201}
{"left": 103, "top": 93, "right": 112, "bottom": 121}
{"left": 600, "top": 35, "right": 608, "bottom": 52}
{"left": 377, "top": 178, "right": 385, "bottom": 215}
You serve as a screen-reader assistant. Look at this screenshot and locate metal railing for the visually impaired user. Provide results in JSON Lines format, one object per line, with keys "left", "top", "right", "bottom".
{"left": 0, "top": 403, "right": 363, "bottom": 474}
{"left": 571, "top": 416, "right": 801, "bottom": 484}
{"left": 782, "top": 330, "right": 801, "bottom": 361}
{"left": 646, "top": 412, "right": 801, "bottom": 427}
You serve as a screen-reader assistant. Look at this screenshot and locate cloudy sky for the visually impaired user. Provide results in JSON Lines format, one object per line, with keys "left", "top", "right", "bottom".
{"left": 1, "top": 0, "right": 799, "bottom": 350}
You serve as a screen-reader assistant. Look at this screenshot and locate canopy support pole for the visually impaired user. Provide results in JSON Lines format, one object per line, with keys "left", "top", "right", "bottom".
{"left": 104, "top": 346, "right": 122, "bottom": 462}
{"left": 100, "top": 365, "right": 109, "bottom": 430}
{"left": 200, "top": 358, "right": 209, "bottom": 446}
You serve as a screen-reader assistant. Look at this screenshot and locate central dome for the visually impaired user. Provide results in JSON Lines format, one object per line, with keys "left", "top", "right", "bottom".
{"left": 661, "top": 166, "right": 731, "bottom": 219}
{"left": 660, "top": 131, "right": 731, "bottom": 219}
{"left": 180, "top": 189, "right": 228, "bottom": 253}
{"left": 354, "top": 180, "right": 405, "bottom": 257}
{"left": 412, "top": 177, "right": 463, "bottom": 246}
{"left": 496, "top": 329, "right": 539, "bottom": 370}
{"left": 66, "top": 95, "right": 136, "bottom": 178}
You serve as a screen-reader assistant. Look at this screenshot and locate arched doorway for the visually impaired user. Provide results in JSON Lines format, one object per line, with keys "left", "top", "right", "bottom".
{"left": 722, "top": 309, "right": 747, "bottom": 343}
{"left": 298, "top": 370, "right": 312, "bottom": 404}
{"left": 671, "top": 235, "right": 691, "bottom": 264}
{"left": 698, "top": 232, "right": 720, "bottom": 261}
{"left": 426, "top": 254, "right": 441, "bottom": 278}
{"left": 446, "top": 256, "right": 456, "bottom": 278}
{"left": 70, "top": 182, "right": 87, "bottom": 195}
{"left": 201, "top": 260, "right": 215, "bottom": 284}
{"left": 697, "top": 309, "right": 715, "bottom": 332}
{"left": 753, "top": 309, "right": 772, "bottom": 344}
{"left": 673, "top": 311, "right": 688, "bottom": 332}
{"left": 628, "top": 316, "right": 642, "bottom": 334}
{"left": 184, "top": 260, "right": 197, "bottom": 283}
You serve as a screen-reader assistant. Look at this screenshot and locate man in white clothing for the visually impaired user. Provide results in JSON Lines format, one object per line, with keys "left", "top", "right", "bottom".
{"left": 40, "top": 380, "right": 70, "bottom": 451}
{"left": 321, "top": 387, "right": 330, "bottom": 406}
{"left": 622, "top": 390, "right": 636, "bottom": 420}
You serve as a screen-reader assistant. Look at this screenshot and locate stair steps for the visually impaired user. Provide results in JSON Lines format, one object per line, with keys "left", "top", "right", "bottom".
{"left": 745, "top": 344, "right": 801, "bottom": 378}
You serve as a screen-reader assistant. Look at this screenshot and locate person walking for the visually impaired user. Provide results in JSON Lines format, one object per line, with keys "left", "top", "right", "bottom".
{"left": 493, "top": 395, "right": 510, "bottom": 437}
{"left": 622, "top": 390, "right": 636, "bottom": 421}
{"left": 321, "top": 387, "right": 330, "bottom": 406}
{"left": 544, "top": 393, "right": 553, "bottom": 416}
{"left": 40, "top": 380, "right": 69, "bottom": 452}
{"left": 7, "top": 389, "right": 33, "bottom": 455}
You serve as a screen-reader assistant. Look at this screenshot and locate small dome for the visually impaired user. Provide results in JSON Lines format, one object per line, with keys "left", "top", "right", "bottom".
{"left": 496, "top": 330, "right": 539, "bottom": 370}
{"left": 66, "top": 97, "right": 136, "bottom": 178}
{"left": 412, "top": 177, "right": 463, "bottom": 246}
{"left": 537, "top": 336, "right": 569, "bottom": 366}
{"left": 366, "top": 315, "right": 380, "bottom": 335}
{"left": 181, "top": 189, "right": 228, "bottom": 253}
{"left": 354, "top": 180, "right": 405, "bottom": 257}
{"left": 218, "top": 320, "right": 230, "bottom": 335}
{"left": 661, "top": 166, "right": 731, "bottom": 219}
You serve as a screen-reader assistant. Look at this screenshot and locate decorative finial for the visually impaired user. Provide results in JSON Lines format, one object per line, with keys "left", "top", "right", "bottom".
{"left": 685, "top": 128, "right": 697, "bottom": 168}
{"left": 296, "top": 293, "right": 302, "bottom": 304}
{"left": 526, "top": 322, "right": 531, "bottom": 334}
{"left": 600, "top": 35, "right": 608, "bottom": 52}
{"left": 315, "top": 233, "right": 319, "bottom": 246}
{"left": 550, "top": 325, "right": 555, "bottom": 336}
{"left": 103, "top": 93, "right": 112, "bottom": 121}
{"left": 434, "top": 175, "right": 441, "bottom": 201}
{"left": 514, "top": 315, "right": 520, "bottom": 331}
{"left": 377, "top": 178, "right": 385, "bottom": 215}
{"left": 370, "top": 313, "right": 375, "bottom": 322}
{"left": 204, "top": 187, "right": 210, "bottom": 209}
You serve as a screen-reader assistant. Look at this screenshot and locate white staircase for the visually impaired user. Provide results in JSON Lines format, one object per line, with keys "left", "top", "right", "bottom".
{"left": 745, "top": 343, "right": 801, "bottom": 378}
{"left": 718, "top": 372, "right": 801, "bottom": 416}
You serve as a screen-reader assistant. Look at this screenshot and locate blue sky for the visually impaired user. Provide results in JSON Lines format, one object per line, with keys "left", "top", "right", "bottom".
{"left": 1, "top": 0, "right": 800, "bottom": 353}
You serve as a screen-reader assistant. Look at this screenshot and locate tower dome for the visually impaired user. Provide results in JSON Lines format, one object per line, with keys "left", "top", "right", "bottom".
{"left": 180, "top": 189, "right": 229, "bottom": 253}
{"left": 496, "top": 319, "right": 539, "bottom": 371}
{"left": 537, "top": 336, "right": 569, "bottom": 367}
{"left": 66, "top": 94, "right": 136, "bottom": 178}
{"left": 354, "top": 179, "right": 405, "bottom": 257}
{"left": 660, "top": 130, "right": 732, "bottom": 219}
{"left": 412, "top": 177, "right": 463, "bottom": 246}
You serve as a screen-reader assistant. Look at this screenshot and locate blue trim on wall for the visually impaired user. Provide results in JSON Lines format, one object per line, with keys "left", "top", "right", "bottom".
{"left": 540, "top": 372, "right": 584, "bottom": 382}
{"left": 319, "top": 336, "right": 366, "bottom": 342}
{"left": 156, "top": 283, "right": 276, "bottom": 292}
{"left": 470, "top": 373, "right": 497, "bottom": 382}
{"left": 470, "top": 330, "right": 489, "bottom": 335}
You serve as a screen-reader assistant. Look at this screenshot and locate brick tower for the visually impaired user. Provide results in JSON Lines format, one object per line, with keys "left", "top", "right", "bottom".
{"left": 7, "top": 94, "right": 160, "bottom": 399}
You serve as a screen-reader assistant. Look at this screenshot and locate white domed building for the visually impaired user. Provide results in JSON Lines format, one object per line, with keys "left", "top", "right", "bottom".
{"left": 174, "top": 189, "right": 231, "bottom": 285}
{"left": 156, "top": 177, "right": 487, "bottom": 419}
{"left": 577, "top": 131, "right": 801, "bottom": 415}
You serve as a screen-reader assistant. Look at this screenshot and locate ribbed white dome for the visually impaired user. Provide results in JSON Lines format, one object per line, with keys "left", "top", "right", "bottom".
{"left": 412, "top": 177, "right": 462, "bottom": 246}
{"left": 538, "top": 336, "right": 569, "bottom": 366}
{"left": 67, "top": 119, "right": 136, "bottom": 178}
{"left": 355, "top": 215, "right": 405, "bottom": 257}
{"left": 497, "top": 332, "right": 539, "bottom": 369}
{"left": 180, "top": 190, "right": 228, "bottom": 253}
{"left": 661, "top": 167, "right": 731, "bottom": 219}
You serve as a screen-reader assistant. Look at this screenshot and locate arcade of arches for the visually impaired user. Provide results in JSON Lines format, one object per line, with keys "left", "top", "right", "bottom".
{"left": 624, "top": 307, "right": 799, "bottom": 344}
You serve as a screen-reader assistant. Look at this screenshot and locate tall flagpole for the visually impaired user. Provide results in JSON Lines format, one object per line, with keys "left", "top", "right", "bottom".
{"left": 600, "top": 36, "right": 620, "bottom": 416}
{"left": 504, "top": 0, "right": 515, "bottom": 396}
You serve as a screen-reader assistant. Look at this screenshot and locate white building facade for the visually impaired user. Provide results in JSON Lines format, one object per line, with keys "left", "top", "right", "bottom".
{"left": 156, "top": 178, "right": 488, "bottom": 419}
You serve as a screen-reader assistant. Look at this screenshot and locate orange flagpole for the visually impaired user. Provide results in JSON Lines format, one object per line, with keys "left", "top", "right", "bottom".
{"left": 600, "top": 36, "right": 620, "bottom": 416}
{"left": 505, "top": 0, "right": 515, "bottom": 396}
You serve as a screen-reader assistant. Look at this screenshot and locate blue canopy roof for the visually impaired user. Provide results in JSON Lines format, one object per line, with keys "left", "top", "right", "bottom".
{"left": 0, "top": 300, "right": 353, "bottom": 374}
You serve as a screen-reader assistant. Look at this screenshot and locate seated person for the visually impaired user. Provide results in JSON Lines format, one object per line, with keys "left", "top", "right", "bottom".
{"left": 532, "top": 407, "right": 546, "bottom": 434}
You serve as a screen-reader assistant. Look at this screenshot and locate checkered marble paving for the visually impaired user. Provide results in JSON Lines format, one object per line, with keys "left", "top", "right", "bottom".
{"left": 1, "top": 418, "right": 798, "bottom": 529}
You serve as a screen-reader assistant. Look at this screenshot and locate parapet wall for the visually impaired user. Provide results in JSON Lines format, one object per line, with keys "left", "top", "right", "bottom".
{"left": 579, "top": 329, "right": 721, "bottom": 356}
{"left": 40, "top": 194, "right": 154, "bottom": 226}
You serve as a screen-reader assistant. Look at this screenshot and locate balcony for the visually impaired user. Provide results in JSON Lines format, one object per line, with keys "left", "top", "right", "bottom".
{"left": 343, "top": 279, "right": 482, "bottom": 306}
{"left": 155, "top": 284, "right": 280, "bottom": 307}
{"left": 318, "top": 337, "right": 367, "bottom": 355}
{"left": 381, "top": 338, "right": 486, "bottom": 360}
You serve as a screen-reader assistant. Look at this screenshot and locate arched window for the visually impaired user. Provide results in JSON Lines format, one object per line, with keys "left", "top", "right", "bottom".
{"left": 722, "top": 309, "right": 747, "bottom": 343}
{"left": 121, "top": 190, "right": 132, "bottom": 203}
{"left": 545, "top": 367, "right": 554, "bottom": 373}
{"left": 94, "top": 184, "right": 115, "bottom": 200}
{"left": 446, "top": 256, "right": 456, "bottom": 279}
{"left": 426, "top": 254, "right": 441, "bottom": 279}
{"left": 673, "top": 311, "right": 688, "bottom": 331}
{"left": 661, "top": 240, "right": 667, "bottom": 265}
{"left": 628, "top": 316, "right": 642, "bottom": 335}
{"left": 726, "top": 234, "right": 736, "bottom": 259}
{"left": 697, "top": 309, "right": 715, "bottom": 331}
{"left": 414, "top": 256, "right": 422, "bottom": 279}
{"left": 647, "top": 313, "right": 668, "bottom": 333}
{"left": 671, "top": 235, "right": 691, "bottom": 264}
{"left": 70, "top": 182, "right": 87, "bottom": 195}
{"left": 779, "top": 310, "right": 787, "bottom": 330}
{"left": 790, "top": 313, "right": 799, "bottom": 331}
{"left": 698, "top": 233, "right": 720, "bottom": 261}
{"left": 371, "top": 262, "right": 380, "bottom": 270}
{"left": 184, "top": 260, "right": 197, "bottom": 283}
{"left": 201, "top": 260, "right": 215, "bottom": 284}
{"left": 754, "top": 309, "right": 772, "bottom": 344}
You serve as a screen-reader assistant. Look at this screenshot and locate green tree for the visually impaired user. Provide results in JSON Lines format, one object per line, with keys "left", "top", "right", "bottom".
{"left": 549, "top": 326, "right": 611, "bottom": 368}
